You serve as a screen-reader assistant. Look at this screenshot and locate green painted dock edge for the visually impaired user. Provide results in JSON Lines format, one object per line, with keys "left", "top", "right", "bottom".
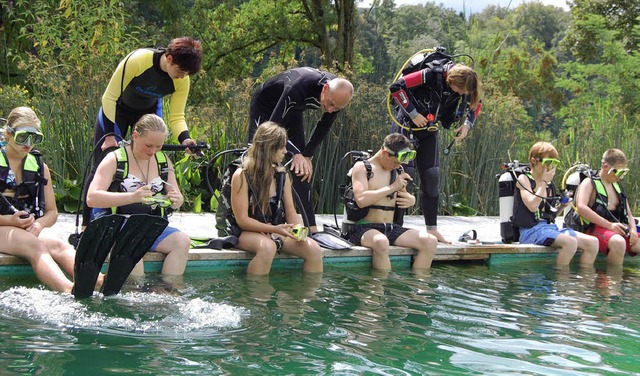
{"left": 0, "top": 243, "right": 569, "bottom": 276}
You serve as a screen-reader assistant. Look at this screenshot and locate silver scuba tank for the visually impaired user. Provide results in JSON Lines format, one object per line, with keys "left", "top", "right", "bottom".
{"left": 498, "top": 161, "right": 529, "bottom": 243}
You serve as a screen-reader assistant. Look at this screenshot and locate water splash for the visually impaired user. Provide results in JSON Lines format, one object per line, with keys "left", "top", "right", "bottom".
{"left": 0, "top": 287, "right": 248, "bottom": 333}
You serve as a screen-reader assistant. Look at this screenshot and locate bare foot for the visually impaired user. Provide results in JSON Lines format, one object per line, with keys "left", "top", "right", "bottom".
{"left": 428, "top": 229, "right": 451, "bottom": 244}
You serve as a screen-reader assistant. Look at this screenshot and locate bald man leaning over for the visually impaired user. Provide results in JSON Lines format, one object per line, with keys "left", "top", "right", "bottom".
{"left": 247, "top": 67, "right": 353, "bottom": 232}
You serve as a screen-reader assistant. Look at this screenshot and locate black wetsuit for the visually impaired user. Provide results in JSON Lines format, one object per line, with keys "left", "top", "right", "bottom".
{"left": 247, "top": 67, "right": 339, "bottom": 227}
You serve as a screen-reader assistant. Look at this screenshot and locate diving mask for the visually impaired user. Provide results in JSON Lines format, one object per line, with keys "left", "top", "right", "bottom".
{"left": 8, "top": 127, "right": 44, "bottom": 146}
{"left": 386, "top": 147, "right": 416, "bottom": 164}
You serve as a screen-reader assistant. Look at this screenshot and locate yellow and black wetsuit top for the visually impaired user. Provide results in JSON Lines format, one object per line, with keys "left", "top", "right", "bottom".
{"left": 101, "top": 48, "right": 190, "bottom": 141}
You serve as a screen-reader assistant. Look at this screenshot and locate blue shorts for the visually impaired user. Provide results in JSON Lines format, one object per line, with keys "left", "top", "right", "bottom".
{"left": 150, "top": 226, "right": 180, "bottom": 251}
{"left": 519, "top": 221, "right": 576, "bottom": 246}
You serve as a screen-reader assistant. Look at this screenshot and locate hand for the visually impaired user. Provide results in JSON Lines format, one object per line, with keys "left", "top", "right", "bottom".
{"left": 166, "top": 189, "right": 183, "bottom": 209}
{"left": 453, "top": 124, "right": 469, "bottom": 141}
{"left": 134, "top": 184, "right": 153, "bottom": 203}
{"left": 14, "top": 211, "right": 34, "bottom": 229}
{"left": 609, "top": 222, "right": 629, "bottom": 236}
{"left": 101, "top": 135, "right": 118, "bottom": 151}
{"left": 411, "top": 113, "right": 428, "bottom": 128}
{"left": 395, "top": 190, "right": 415, "bottom": 208}
{"left": 393, "top": 172, "right": 412, "bottom": 192}
{"left": 27, "top": 221, "right": 43, "bottom": 236}
{"left": 629, "top": 230, "right": 638, "bottom": 246}
{"left": 541, "top": 167, "right": 556, "bottom": 183}
{"left": 273, "top": 223, "right": 295, "bottom": 239}
{"left": 181, "top": 138, "right": 200, "bottom": 157}
{"left": 290, "top": 154, "right": 313, "bottom": 183}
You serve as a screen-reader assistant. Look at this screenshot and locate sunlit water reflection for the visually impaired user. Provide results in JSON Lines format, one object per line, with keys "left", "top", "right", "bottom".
{"left": 1, "top": 262, "right": 639, "bottom": 375}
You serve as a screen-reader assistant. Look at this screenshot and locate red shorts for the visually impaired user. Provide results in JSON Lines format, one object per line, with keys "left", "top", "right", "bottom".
{"left": 587, "top": 225, "right": 637, "bottom": 256}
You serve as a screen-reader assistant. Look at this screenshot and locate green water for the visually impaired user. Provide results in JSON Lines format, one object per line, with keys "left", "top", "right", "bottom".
{"left": 1, "top": 262, "right": 639, "bottom": 375}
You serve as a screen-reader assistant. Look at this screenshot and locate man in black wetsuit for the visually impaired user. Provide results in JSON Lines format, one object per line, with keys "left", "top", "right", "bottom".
{"left": 247, "top": 67, "right": 353, "bottom": 232}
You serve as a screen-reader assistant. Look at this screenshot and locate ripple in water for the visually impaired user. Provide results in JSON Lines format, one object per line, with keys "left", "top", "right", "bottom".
{"left": 0, "top": 286, "right": 248, "bottom": 333}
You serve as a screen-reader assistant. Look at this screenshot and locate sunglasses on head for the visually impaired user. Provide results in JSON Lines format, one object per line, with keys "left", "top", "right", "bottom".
{"left": 536, "top": 157, "right": 561, "bottom": 168}
{"left": 386, "top": 147, "right": 416, "bottom": 163}
{"left": 610, "top": 167, "right": 630, "bottom": 179}
{"left": 8, "top": 127, "right": 44, "bottom": 146}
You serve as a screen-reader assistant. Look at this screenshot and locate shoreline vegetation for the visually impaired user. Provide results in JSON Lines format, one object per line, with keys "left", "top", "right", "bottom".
{"left": 1, "top": 1, "right": 638, "bottom": 217}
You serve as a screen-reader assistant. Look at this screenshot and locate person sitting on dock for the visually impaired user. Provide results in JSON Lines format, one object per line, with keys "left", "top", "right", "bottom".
{"left": 0, "top": 107, "right": 77, "bottom": 293}
{"left": 87, "top": 114, "right": 190, "bottom": 277}
{"left": 513, "top": 141, "right": 598, "bottom": 266}
{"left": 345, "top": 133, "right": 437, "bottom": 270}
{"left": 230, "top": 121, "right": 323, "bottom": 275}
{"left": 574, "top": 148, "right": 639, "bottom": 265}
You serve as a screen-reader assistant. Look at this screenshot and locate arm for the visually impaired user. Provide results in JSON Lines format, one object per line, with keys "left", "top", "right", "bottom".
{"left": 164, "top": 158, "right": 184, "bottom": 210}
{"left": 454, "top": 100, "right": 483, "bottom": 141}
{"left": 517, "top": 174, "right": 549, "bottom": 213}
{"left": 282, "top": 173, "right": 302, "bottom": 226}
{"left": 389, "top": 70, "right": 425, "bottom": 120}
{"left": 33, "top": 163, "right": 58, "bottom": 231}
{"left": 167, "top": 77, "right": 192, "bottom": 143}
{"left": 302, "top": 112, "right": 338, "bottom": 158}
{"left": 352, "top": 162, "right": 405, "bottom": 208}
{"left": 86, "top": 152, "right": 152, "bottom": 208}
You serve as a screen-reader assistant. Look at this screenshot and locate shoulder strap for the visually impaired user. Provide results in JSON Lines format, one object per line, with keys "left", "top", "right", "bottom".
{"left": 113, "top": 147, "right": 129, "bottom": 185}
{"left": 362, "top": 159, "right": 373, "bottom": 180}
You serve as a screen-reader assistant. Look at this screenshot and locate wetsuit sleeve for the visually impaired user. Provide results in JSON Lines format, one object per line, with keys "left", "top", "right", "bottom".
{"left": 101, "top": 49, "right": 149, "bottom": 133}
{"left": 464, "top": 100, "right": 482, "bottom": 129}
{"left": 389, "top": 70, "right": 426, "bottom": 119}
{"left": 167, "top": 76, "right": 191, "bottom": 142}
{"left": 302, "top": 112, "right": 338, "bottom": 157}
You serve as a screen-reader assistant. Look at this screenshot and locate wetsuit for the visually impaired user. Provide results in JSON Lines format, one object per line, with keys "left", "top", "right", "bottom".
{"left": 247, "top": 67, "right": 339, "bottom": 227}
{"left": 84, "top": 47, "right": 192, "bottom": 226}
{"left": 389, "top": 61, "right": 481, "bottom": 230}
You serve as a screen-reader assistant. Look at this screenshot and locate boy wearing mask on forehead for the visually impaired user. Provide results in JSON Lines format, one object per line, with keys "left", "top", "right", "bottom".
{"left": 346, "top": 133, "right": 437, "bottom": 270}
{"left": 575, "top": 148, "right": 640, "bottom": 265}
{"left": 513, "top": 141, "right": 598, "bottom": 266}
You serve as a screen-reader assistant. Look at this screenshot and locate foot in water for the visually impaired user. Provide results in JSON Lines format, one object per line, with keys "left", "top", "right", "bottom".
{"left": 428, "top": 228, "right": 451, "bottom": 244}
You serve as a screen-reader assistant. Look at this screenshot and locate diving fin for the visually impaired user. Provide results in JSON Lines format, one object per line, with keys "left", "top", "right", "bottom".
{"left": 101, "top": 214, "right": 168, "bottom": 296}
{"left": 72, "top": 214, "right": 127, "bottom": 299}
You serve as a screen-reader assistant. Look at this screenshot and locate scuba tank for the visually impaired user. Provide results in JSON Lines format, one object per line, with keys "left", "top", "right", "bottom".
{"left": 497, "top": 160, "right": 530, "bottom": 243}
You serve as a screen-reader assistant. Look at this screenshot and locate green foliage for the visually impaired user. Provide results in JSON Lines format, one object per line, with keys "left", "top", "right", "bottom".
{"left": 3, "top": 0, "right": 640, "bottom": 218}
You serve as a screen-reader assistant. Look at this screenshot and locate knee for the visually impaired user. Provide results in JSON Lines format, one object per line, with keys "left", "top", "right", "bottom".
{"left": 256, "top": 239, "right": 278, "bottom": 259}
{"left": 371, "top": 236, "right": 390, "bottom": 254}
{"left": 419, "top": 233, "right": 437, "bottom": 252}
{"left": 422, "top": 167, "right": 440, "bottom": 197}
{"left": 608, "top": 235, "right": 626, "bottom": 252}
{"left": 167, "top": 232, "right": 191, "bottom": 256}
{"left": 564, "top": 236, "right": 578, "bottom": 249}
{"left": 306, "top": 241, "right": 324, "bottom": 262}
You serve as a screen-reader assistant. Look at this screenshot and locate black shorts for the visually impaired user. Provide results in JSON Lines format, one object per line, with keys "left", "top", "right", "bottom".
{"left": 348, "top": 223, "right": 410, "bottom": 246}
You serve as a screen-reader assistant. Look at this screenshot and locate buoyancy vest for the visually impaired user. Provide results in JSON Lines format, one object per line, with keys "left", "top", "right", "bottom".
{"left": 343, "top": 159, "right": 399, "bottom": 222}
{"left": 585, "top": 176, "right": 628, "bottom": 225}
{"left": 512, "top": 173, "right": 557, "bottom": 228}
{"left": 107, "top": 147, "right": 170, "bottom": 217}
{"left": 0, "top": 149, "right": 46, "bottom": 218}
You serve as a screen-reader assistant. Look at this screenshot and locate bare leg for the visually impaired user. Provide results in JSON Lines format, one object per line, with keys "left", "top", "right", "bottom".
{"left": 154, "top": 231, "right": 190, "bottom": 275}
{"left": 395, "top": 229, "right": 437, "bottom": 269}
{"left": 576, "top": 232, "right": 599, "bottom": 265}
{"left": 238, "top": 232, "right": 278, "bottom": 275}
{"left": 551, "top": 233, "right": 578, "bottom": 266}
{"left": 281, "top": 237, "right": 323, "bottom": 273}
{"left": 360, "top": 229, "right": 391, "bottom": 270}
{"left": 606, "top": 235, "right": 627, "bottom": 265}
